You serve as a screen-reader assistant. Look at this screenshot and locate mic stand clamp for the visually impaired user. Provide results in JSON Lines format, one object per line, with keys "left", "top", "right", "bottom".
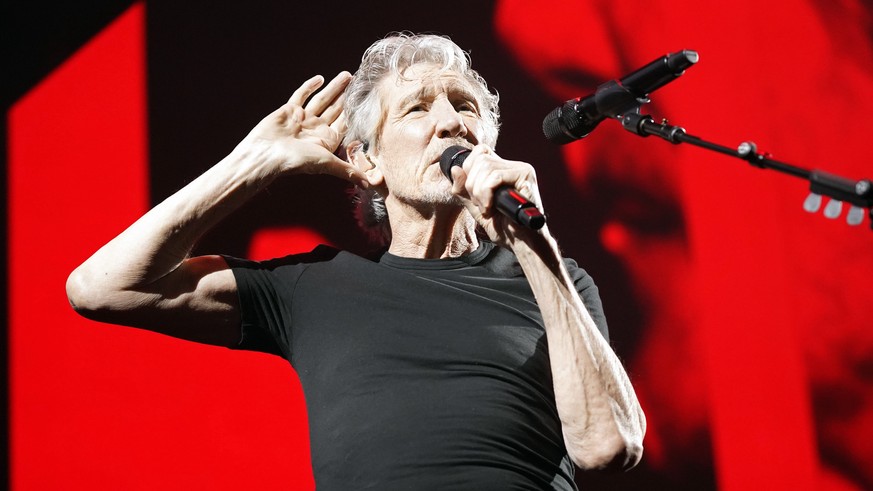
{"left": 621, "top": 111, "right": 686, "bottom": 143}
{"left": 616, "top": 109, "right": 873, "bottom": 230}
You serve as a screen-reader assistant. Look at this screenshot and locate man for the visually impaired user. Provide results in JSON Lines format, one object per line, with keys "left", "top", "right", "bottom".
{"left": 66, "top": 33, "right": 645, "bottom": 489}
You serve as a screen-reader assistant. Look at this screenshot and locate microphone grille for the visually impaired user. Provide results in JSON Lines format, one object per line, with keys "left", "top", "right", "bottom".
{"left": 543, "top": 101, "right": 591, "bottom": 144}
{"left": 439, "top": 145, "right": 470, "bottom": 182}
{"left": 543, "top": 106, "right": 569, "bottom": 144}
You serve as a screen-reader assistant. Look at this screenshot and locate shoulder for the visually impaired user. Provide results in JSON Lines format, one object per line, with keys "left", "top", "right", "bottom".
{"left": 224, "top": 245, "right": 382, "bottom": 293}
{"left": 561, "top": 257, "right": 609, "bottom": 341}
{"left": 562, "top": 256, "right": 598, "bottom": 292}
{"left": 479, "top": 243, "right": 597, "bottom": 291}
{"left": 487, "top": 244, "right": 610, "bottom": 340}
{"left": 223, "top": 244, "right": 344, "bottom": 271}
{"left": 476, "top": 242, "right": 525, "bottom": 277}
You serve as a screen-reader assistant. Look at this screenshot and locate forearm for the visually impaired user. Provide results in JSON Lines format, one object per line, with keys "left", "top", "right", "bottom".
{"left": 67, "top": 143, "right": 276, "bottom": 307}
{"left": 512, "top": 232, "right": 646, "bottom": 470}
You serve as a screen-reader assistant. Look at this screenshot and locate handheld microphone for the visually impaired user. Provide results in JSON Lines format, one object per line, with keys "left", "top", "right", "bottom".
{"left": 439, "top": 146, "right": 546, "bottom": 230}
{"left": 543, "top": 49, "right": 698, "bottom": 144}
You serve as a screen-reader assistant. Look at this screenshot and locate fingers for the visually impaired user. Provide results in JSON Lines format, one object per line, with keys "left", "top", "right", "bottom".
{"left": 288, "top": 75, "right": 325, "bottom": 107}
{"left": 450, "top": 166, "right": 467, "bottom": 197}
{"left": 330, "top": 110, "right": 348, "bottom": 137}
{"left": 461, "top": 146, "right": 499, "bottom": 214}
{"left": 287, "top": 72, "right": 351, "bottom": 118}
{"left": 318, "top": 154, "right": 369, "bottom": 188}
{"left": 312, "top": 72, "right": 352, "bottom": 114}
{"left": 457, "top": 146, "right": 539, "bottom": 216}
{"left": 320, "top": 95, "right": 345, "bottom": 125}
{"left": 305, "top": 72, "right": 352, "bottom": 119}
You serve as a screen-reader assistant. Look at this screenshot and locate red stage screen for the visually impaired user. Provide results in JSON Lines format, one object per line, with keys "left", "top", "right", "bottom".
{"left": 8, "top": 1, "right": 873, "bottom": 489}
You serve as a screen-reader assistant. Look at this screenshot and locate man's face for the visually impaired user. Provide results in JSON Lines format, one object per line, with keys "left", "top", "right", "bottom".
{"left": 369, "top": 63, "right": 484, "bottom": 208}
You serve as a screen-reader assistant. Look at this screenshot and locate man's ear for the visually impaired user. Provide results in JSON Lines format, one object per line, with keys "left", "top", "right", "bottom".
{"left": 346, "top": 140, "right": 384, "bottom": 187}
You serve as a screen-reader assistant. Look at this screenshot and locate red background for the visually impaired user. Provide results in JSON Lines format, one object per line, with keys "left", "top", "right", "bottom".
{"left": 7, "top": 1, "right": 873, "bottom": 489}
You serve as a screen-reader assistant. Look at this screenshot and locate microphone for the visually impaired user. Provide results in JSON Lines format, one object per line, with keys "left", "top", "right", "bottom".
{"left": 543, "top": 49, "right": 699, "bottom": 144}
{"left": 439, "top": 146, "right": 546, "bottom": 230}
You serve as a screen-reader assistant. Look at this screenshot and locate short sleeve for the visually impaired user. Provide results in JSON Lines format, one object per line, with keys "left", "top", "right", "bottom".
{"left": 222, "top": 256, "right": 299, "bottom": 358}
{"left": 563, "top": 258, "right": 609, "bottom": 343}
{"left": 222, "top": 245, "right": 341, "bottom": 359}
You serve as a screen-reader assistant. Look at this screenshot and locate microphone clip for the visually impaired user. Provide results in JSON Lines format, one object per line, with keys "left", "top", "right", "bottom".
{"left": 593, "top": 79, "right": 651, "bottom": 121}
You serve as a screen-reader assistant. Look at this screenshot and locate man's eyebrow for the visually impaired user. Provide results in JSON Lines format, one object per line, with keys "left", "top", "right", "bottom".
{"left": 395, "top": 86, "right": 432, "bottom": 111}
{"left": 450, "top": 86, "right": 481, "bottom": 108}
{"left": 394, "top": 82, "right": 480, "bottom": 112}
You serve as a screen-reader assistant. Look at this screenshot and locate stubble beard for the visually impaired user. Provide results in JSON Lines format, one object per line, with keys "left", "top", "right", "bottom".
{"left": 392, "top": 177, "right": 465, "bottom": 215}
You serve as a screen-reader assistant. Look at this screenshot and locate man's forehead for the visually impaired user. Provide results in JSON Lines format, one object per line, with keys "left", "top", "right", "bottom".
{"left": 379, "top": 64, "right": 476, "bottom": 102}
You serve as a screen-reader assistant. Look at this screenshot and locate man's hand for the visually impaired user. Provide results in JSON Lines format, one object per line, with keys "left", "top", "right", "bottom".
{"left": 449, "top": 144, "right": 545, "bottom": 248}
{"left": 236, "top": 72, "right": 368, "bottom": 187}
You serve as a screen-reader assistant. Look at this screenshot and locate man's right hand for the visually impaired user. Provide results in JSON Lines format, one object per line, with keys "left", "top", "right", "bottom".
{"left": 236, "top": 72, "right": 368, "bottom": 187}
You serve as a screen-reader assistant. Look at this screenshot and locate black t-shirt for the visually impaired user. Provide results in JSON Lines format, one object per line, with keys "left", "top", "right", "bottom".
{"left": 225, "top": 241, "right": 608, "bottom": 490}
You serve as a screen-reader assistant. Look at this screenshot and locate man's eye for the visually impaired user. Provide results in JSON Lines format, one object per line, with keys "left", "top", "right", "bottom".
{"left": 407, "top": 104, "right": 426, "bottom": 113}
{"left": 456, "top": 102, "right": 477, "bottom": 113}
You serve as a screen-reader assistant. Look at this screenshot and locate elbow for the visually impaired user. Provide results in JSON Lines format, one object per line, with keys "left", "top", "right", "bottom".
{"left": 66, "top": 267, "right": 110, "bottom": 318}
{"left": 66, "top": 267, "right": 93, "bottom": 315}
{"left": 567, "top": 427, "right": 645, "bottom": 472}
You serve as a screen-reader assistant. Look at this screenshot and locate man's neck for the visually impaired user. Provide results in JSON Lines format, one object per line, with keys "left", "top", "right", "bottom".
{"left": 385, "top": 201, "right": 479, "bottom": 259}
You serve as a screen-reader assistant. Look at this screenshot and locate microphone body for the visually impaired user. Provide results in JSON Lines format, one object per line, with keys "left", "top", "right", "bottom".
{"left": 543, "top": 49, "right": 698, "bottom": 144}
{"left": 439, "top": 146, "right": 546, "bottom": 230}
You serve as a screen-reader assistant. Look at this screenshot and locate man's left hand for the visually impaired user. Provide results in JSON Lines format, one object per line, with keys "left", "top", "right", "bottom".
{"left": 449, "top": 144, "right": 546, "bottom": 248}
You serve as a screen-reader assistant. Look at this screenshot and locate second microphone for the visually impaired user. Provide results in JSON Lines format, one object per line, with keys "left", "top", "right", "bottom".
{"left": 439, "top": 145, "right": 546, "bottom": 230}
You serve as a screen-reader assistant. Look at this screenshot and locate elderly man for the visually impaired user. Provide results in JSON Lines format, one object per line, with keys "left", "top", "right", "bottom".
{"left": 66, "top": 33, "right": 644, "bottom": 489}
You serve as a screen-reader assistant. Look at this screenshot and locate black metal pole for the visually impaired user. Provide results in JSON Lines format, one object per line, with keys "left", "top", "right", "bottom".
{"left": 617, "top": 112, "right": 873, "bottom": 229}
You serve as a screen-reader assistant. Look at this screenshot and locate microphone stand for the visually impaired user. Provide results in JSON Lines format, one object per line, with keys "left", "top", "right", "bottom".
{"left": 617, "top": 109, "right": 873, "bottom": 230}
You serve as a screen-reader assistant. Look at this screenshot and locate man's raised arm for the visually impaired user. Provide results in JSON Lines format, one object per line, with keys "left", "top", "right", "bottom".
{"left": 66, "top": 72, "right": 366, "bottom": 346}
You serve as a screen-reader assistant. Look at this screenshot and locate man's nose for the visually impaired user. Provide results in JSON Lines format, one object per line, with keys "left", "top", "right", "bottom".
{"left": 433, "top": 99, "right": 468, "bottom": 139}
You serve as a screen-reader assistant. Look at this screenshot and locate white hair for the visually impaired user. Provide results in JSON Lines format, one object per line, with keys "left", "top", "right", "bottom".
{"left": 343, "top": 32, "right": 501, "bottom": 244}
